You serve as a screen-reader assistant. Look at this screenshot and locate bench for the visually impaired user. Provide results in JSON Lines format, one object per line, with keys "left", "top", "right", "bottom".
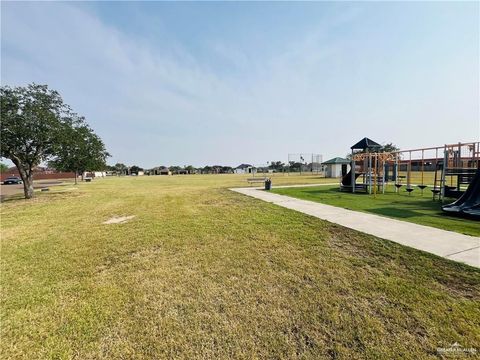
{"left": 247, "top": 177, "right": 268, "bottom": 184}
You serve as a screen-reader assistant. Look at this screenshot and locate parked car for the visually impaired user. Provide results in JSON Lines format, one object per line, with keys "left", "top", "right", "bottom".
{"left": 3, "top": 176, "right": 23, "bottom": 185}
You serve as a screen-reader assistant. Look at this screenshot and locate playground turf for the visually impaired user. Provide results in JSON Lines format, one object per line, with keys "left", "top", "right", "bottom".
{"left": 1, "top": 175, "right": 479, "bottom": 359}
{"left": 271, "top": 184, "right": 480, "bottom": 237}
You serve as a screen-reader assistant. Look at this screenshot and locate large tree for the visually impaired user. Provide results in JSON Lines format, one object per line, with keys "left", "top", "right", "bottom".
{"left": 49, "top": 119, "right": 110, "bottom": 184}
{"left": 380, "top": 143, "right": 400, "bottom": 153}
{"left": 129, "top": 165, "right": 143, "bottom": 175}
{"left": 114, "top": 163, "right": 128, "bottom": 175}
{"left": 169, "top": 165, "right": 182, "bottom": 173}
{"left": 288, "top": 161, "right": 302, "bottom": 172}
{"left": 269, "top": 161, "right": 285, "bottom": 172}
{"left": 184, "top": 165, "right": 196, "bottom": 174}
{"left": 1, "top": 83, "right": 109, "bottom": 197}
{"left": 1, "top": 84, "right": 72, "bottom": 198}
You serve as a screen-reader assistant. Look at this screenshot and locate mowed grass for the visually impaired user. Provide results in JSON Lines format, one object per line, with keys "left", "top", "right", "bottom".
{"left": 272, "top": 184, "right": 480, "bottom": 237}
{"left": 1, "top": 174, "right": 479, "bottom": 359}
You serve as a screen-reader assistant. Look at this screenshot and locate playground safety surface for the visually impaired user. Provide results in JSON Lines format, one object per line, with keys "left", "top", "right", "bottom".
{"left": 231, "top": 185, "right": 480, "bottom": 268}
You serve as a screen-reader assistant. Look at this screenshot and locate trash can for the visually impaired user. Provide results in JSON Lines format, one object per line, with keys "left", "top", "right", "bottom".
{"left": 265, "top": 178, "right": 271, "bottom": 191}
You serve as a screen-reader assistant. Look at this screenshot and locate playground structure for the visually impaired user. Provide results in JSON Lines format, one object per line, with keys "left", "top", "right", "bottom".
{"left": 390, "top": 142, "right": 479, "bottom": 200}
{"left": 341, "top": 137, "right": 391, "bottom": 195}
{"left": 341, "top": 139, "right": 480, "bottom": 206}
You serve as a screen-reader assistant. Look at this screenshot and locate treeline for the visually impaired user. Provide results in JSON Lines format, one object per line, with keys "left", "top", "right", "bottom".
{"left": 105, "top": 164, "right": 236, "bottom": 175}
{"left": 105, "top": 161, "right": 317, "bottom": 175}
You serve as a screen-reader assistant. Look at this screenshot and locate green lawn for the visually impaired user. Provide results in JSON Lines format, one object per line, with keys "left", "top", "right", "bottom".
{"left": 272, "top": 184, "right": 480, "bottom": 237}
{"left": 1, "top": 175, "right": 479, "bottom": 359}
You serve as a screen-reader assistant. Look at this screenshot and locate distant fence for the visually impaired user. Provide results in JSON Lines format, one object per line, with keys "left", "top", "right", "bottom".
{"left": 1, "top": 172, "right": 75, "bottom": 181}
{"left": 287, "top": 153, "right": 323, "bottom": 174}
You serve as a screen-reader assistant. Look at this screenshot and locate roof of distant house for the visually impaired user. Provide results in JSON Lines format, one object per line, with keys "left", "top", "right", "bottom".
{"left": 321, "top": 157, "right": 350, "bottom": 165}
{"left": 236, "top": 164, "right": 253, "bottom": 169}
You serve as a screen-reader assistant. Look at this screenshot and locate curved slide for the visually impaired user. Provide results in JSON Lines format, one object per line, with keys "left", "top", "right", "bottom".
{"left": 442, "top": 169, "right": 480, "bottom": 219}
{"left": 341, "top": 169, "right": 361, "bottom": 186}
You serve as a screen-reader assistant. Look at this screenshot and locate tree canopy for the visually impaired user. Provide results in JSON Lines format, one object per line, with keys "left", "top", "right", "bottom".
{"left": 269, "top": 161, "right": 285, "bottom": 172}
{"left": 1, "top": 83, "right": 109, "bottom": 197}
{"left": 49, "top": 119, "right": 109, "bottom": 183}
{"left": 129, "top": 165, "right": 144, "bottom": 174}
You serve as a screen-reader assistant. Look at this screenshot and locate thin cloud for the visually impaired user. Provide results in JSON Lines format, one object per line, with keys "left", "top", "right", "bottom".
{"left": 2, "top": 2, "right": 478, "bottom": 167}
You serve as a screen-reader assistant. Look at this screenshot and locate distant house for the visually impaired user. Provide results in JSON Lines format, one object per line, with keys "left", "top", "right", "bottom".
{"left": 234, "top": 164, "right": 255, "bottom": 174}
{"left": 126, "top": 166, "right": 144, "bottom": 176}
{"left": 146, "top": 166, "right": 171, "bottom": 175}
{"left": 321, "top": 157, "right": 350, "bottom": 178}
{"left": 158, "top": 167, "right": 171, "bottom": 175}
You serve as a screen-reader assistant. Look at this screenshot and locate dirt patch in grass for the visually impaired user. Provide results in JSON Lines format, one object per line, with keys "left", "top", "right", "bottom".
{"left": 103, "top": 215, "right": 136, "bottom": 224}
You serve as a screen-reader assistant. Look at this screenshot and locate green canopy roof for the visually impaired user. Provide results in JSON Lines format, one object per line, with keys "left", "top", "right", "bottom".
{"left": 321, "top": 157, "right": 350, "bottom": 165}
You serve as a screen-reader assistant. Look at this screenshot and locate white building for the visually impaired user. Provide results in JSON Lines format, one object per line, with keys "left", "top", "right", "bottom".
{"left": 234, "top": 164, "right": 256, "bottom": 174}
{"left": 321, "top": 157, "right": 350, "bottom": 178}
{"left": 82, "top": 171, "right": 106, "bottom": 179}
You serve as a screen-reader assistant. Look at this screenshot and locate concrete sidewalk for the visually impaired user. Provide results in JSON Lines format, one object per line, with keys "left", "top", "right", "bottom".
{"left": 231, "top": 187, "right": 480, "bottom": 268}
{"left": 244, "top": 183, "right": 339, "bottom": 189}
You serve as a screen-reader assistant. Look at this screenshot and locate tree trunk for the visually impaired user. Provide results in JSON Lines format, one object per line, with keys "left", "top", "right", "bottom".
{"left": 12, "top": 160, "right": 34, "bottom": 199}
{"left": 74, "top": 170, "right": 78, "bottom": 185}
{"left": 22, "top": 174, "right": 34, "bottom": 199}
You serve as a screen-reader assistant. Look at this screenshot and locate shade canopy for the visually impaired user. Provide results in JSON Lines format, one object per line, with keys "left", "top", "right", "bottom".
{"left": 321, "top": 157, "right": 350, "bottom": 165}
{"left": 350, "top": 137, "right": 382, "bottom": 151}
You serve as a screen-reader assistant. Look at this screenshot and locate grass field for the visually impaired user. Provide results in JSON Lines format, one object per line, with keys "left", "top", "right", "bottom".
{"left": 1, "top": 174, "right": 479, "bottom": 359}
{"left": 272, "top": 184, "right": 480, "bottom": 237}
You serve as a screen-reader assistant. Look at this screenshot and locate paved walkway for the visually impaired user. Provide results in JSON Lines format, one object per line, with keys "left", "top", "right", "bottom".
{"left": 231, "top": 187, "right": 480, "bottom": 268}
{"left": 243, "top": 182, "right": 339, "bottom": 188}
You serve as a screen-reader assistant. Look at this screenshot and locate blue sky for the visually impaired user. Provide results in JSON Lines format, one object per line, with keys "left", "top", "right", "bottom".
{"left": 2, "top": 1, "right": 479, "bottom": 168}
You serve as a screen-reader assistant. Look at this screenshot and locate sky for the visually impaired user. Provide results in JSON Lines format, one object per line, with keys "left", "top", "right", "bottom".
{"left": 1, "top": 1, "right": 479, "bottom": 168}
